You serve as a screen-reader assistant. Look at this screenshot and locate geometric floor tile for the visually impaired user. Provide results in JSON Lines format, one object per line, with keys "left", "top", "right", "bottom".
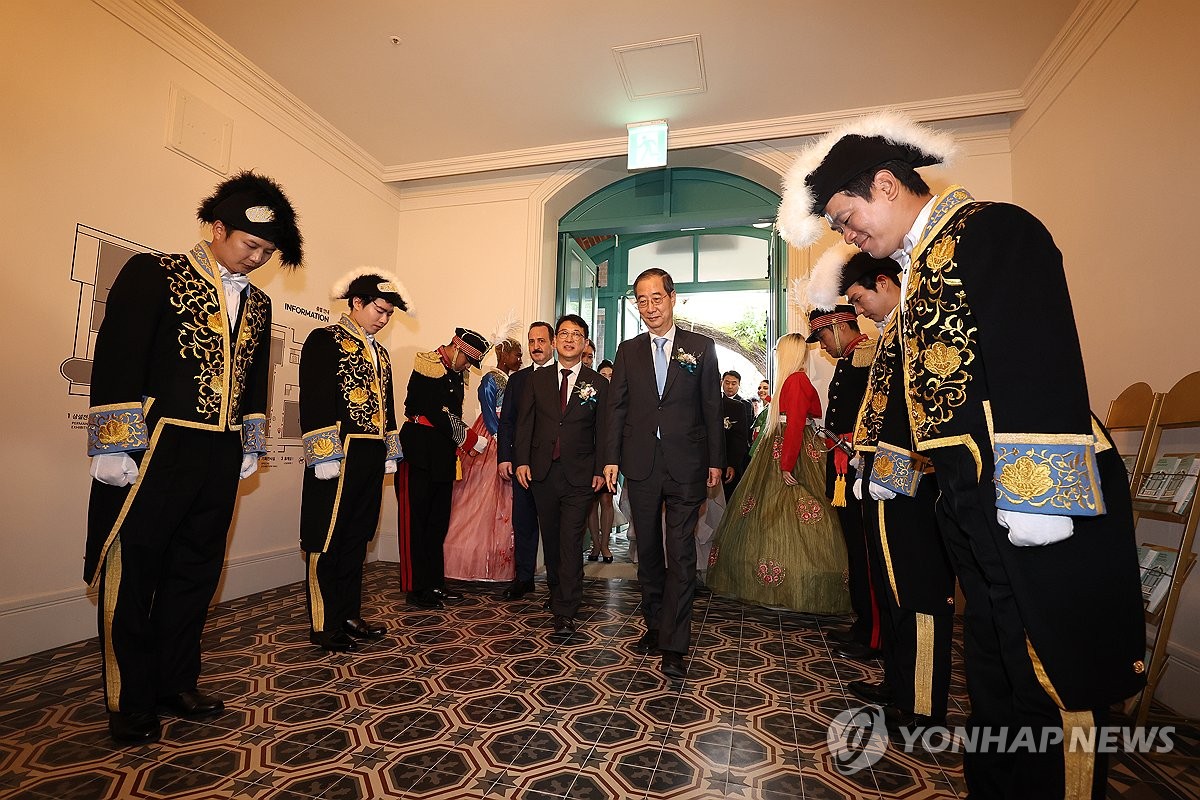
{"left": 1, "top": 552, "right": 1196, "bottom": 800}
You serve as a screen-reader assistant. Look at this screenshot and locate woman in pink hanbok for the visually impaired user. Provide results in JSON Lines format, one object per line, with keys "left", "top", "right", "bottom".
{"left": 443, "top": 328, "right": 523, "bottom": 581}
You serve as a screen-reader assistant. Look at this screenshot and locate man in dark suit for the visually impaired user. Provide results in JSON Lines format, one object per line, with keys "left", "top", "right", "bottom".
{"left": 603, "top": 267, "right": 724, "bottom": 682}
{"left": 497, "top": 321, "right": 555, "bottom": 601}
{"left": 720, "top": 370, "right": 752, "bottom": 501}
{"left": 515, "top": 314, "right": 607, "bottom": 636}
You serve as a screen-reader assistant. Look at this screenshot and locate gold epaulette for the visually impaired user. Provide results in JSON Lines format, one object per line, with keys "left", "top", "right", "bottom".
{"left": 413, "top": 351, "right": 447, "bottom": 379}
{"left": 852, "top": 337, "right": 878, "bottom": 368}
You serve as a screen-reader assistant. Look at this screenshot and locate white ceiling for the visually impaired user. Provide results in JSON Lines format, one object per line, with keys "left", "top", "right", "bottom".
{"left": 172, "top": 0, "right": 1080, "bottom": 181}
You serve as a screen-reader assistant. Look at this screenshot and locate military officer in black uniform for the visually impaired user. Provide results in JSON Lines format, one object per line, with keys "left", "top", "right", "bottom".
{"left": 396, "top": 327, "right": 492, "bottom": 609}
{"left": 86, "top": 172, "right": 302, "bottom": 743}
{"left": 779, "top": 112, "right": 1144, "bottom": 799}
{"left": 805, "top": 250, "right": 883, "bottom": 660}
{"left": 300, "top": 269, "right": 410, "bottom": 652}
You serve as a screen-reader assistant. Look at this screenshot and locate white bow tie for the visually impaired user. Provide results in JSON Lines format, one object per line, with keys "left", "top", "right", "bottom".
{"left": 221, "top": 272, "right": 249, "bottom": 293}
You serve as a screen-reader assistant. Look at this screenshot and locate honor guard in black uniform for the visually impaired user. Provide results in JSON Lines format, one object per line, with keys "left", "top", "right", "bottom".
{"left": 813, "top": 249, "right": 956, "bottom": 730}
{"left": 804, "top": 258, "right": 882, "bottom": 659}
{"left": 779, "top": 112, "right": 1144, "bottom": 800}
{"left": 300, "top": 269, "right": 411, "bottom": 652}
{"left": 396, "top": 327, "right": 492, "bottom": 609}
{"left": 85, "top": 172, "right": 302, "bottom": 743}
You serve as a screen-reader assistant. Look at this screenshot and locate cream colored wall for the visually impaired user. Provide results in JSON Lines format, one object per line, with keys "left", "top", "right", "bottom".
{"left": 0, "top": 1, "right": 403, "bottom": 660}
{"left": 1011, "top": 0, "right": 1200, "bottom": 718}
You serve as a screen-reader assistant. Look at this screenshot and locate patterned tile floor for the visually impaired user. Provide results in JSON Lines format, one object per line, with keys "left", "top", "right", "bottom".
{"left": 1, "top": 557, "right": 1198, "bottom": 800}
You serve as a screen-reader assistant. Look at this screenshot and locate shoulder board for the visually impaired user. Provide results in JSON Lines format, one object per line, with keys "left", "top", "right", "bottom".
{"left": 852, "top": 338, "right": 878, "bottom": 368}
{"left": 414, "top": 351, "right": 446, "bottom": 379}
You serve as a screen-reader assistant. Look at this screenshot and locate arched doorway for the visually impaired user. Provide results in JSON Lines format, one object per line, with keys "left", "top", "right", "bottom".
{"left": 556, "top": 167, "right": 787, "bottom": 389}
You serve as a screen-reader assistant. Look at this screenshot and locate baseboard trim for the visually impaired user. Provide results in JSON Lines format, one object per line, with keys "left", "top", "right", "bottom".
{"left": 0, "top": 546, "right": 305, "bottom": 663}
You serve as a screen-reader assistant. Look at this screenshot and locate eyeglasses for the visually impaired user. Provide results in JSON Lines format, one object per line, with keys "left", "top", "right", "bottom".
{"left": 557, "top": 330, "right": 585, "bottom": 340}
{"left": 370, "top": 301, "right": 396, "bottom": 317}
{"left": 635, "top": 293, "right": 669, "bottom": 310}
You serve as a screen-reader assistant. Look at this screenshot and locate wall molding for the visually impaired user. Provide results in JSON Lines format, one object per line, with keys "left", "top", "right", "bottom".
{"left": 1011, "top": 0, "right": 1139, "bottom": 146}
{"left": 93, "top": 0, "right": 400, "bottom": 208}
{"left": 382, "top": 92, "right": 1027, "bottom": 183}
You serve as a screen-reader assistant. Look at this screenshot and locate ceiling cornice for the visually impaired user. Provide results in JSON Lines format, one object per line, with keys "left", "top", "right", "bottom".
{"left": 380, "top": 90, "right": 1027, "bottom": 183}
{"left": 1011, "top": 0, "right": 1138, "bottom": 145}
{"left": 106, "top": 0, "right": 1126, "bottom": 188}
{"left": 94, "top": 0, "right": 398, "bottom": 207}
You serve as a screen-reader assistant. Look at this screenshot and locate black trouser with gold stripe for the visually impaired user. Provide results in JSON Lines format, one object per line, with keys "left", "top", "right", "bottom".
{"left": 94, "top": 426, "right": 241, "bottom": 713}
{"left": 301, "top": 438, "right": 386, "bottom": 633}
{"left": 933, "top": 444, "right": 1109, "bottom": 800}
{"left": 862, "top": 476, "right": 954, "bottom": 721}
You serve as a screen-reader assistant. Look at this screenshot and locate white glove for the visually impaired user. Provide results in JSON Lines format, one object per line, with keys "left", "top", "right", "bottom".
{"left": 868, "top": 482, "right": 898, "bottom": 501}
{"left": 998, "top": 509, "right": 1074, "bottom": 546}
{"left": 852, "top": 473, "right": 864, "bottom": 500}
{"left": 314, "top": 460, "right": 341, "bottom": 480}
{"left": 239, "top": 453, "right": 259, "bottom": 480}
{"left": 849, "top": 455, "right": 862, "bottom": 472}
{"left": 90, "top": 453, "right": 139, "bottom": 487}
{"left": 472, "top": 436, "right": 488, "bottom": 454}
{"left": 384, "top": 458, "right": 398, "bottom": 474}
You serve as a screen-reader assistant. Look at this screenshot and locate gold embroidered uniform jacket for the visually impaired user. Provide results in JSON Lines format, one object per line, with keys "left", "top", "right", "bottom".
{"left": 854, "top": 316, "right": 954, "bottom": 614}
{"left": 900, "top": 187, "right": 1145, "bottom": 708}
{"left": 84, "top": 245, "right": 271, "bottom": 584}
{"left": 399, "top": 352, "right": 472, "bottom": 482}
{"left": 298, "top": 317, "right": 400, "bottom": 551}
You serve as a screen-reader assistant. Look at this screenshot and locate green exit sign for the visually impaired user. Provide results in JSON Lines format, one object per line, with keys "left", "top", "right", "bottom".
{"left": 627, "top": 120, "right": 668, "bottom": 170}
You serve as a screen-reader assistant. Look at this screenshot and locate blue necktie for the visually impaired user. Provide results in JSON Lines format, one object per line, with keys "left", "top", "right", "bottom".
{"left": 654, "top": 337, "right": 668, "bottom": 397}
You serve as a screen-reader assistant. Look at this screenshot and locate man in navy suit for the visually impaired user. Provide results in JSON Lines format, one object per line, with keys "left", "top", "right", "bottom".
{"left": 515, "top": 314, "right": 607, "bottom": 636}
{"left": 603, "top": 268, "right": 724, "bottom": 682}
{"left": 497, "top": 321, "right": 555, "bottom": 601}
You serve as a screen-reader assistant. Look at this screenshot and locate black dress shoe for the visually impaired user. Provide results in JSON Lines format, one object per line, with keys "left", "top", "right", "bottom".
{"left": 310, "top": 630, "right": 358, "bottom": 652}
{"left": 660, "top": 651, "right": 687, "bottom": 681}
{"left": 552, "top": 615, "right": 576, "bottom": 635}
{"left": 834, "top": 641, "right": 883, "bottom": 661}
{"left": 433, "top": 587, "right": 464, "bottom": 601}
{"left": 847, "top": 679, "right": 894, "bottom": 706}
{"left": 407, "top": 590, "right": 445, "bottom": 609}
{"left": 586, "top": 551, "right": 600, "bottom": 562}
{"left": 344, "top": 618, "right": 386, "bottom": 639}
{"left": 109, "top": 711, "right": 161, "bottom": 744}
{"left": 633, "top": 630, "right": 660, "bottom": 654}
{"left": 825, "top": 626, "right": 857, "bottom": 644}
{"left": 157, "top": 690, "right": 224, "bottom": 719}
{"left": 602, "top": 555, "right": 614, "bottom": 564}
{"left": 502, "top": 579, "right": 534, "bottom": 600}
{"left": 542, "top": 597, "right": 553, "bottom": 610}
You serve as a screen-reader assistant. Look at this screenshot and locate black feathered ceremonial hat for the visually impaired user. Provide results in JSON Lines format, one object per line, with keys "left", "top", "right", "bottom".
{"left": 806, "top": 243, "right": 901, "bottom": 311}
{"left": 331, "top": 267, "right": 414, "bottom": 314}
{"left": 838, "top": 252, "right": 901, "bottom": 295}
{"left": 197, "top": 170, "right": 304, "bottom": 267}
{"left": 777, "top": 112, "right": 957, "bottom": 249}
{"left": 806, "top": 305, "right": 858, "bottom": 343}
{"left": 452, "top": 328, "right": 491, "bottom": 368}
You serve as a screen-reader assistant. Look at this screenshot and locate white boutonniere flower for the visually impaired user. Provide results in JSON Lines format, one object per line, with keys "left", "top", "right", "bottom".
{"left": 675, "top": 349, "right": 698, "bottom": 373}
{"left": 576, "top": 382, "right": 598, "bottom": 405}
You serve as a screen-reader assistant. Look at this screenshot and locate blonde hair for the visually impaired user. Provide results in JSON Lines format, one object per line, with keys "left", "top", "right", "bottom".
{"left": 765, "top": 333, "right": 809, "bottom": 436}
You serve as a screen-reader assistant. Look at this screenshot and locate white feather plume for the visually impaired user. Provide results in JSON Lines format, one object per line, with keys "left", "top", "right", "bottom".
{"left": 330, "top": 266, "right": 415, "bottom": 315}
{"left": 490, "top": 308, "right": 522, "bottom": 347}
{"left": 807, "top": 242, "right": 859, "bottom": 310}
{"left": 777, "top": 110, "right": 959, "bottom": 249}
